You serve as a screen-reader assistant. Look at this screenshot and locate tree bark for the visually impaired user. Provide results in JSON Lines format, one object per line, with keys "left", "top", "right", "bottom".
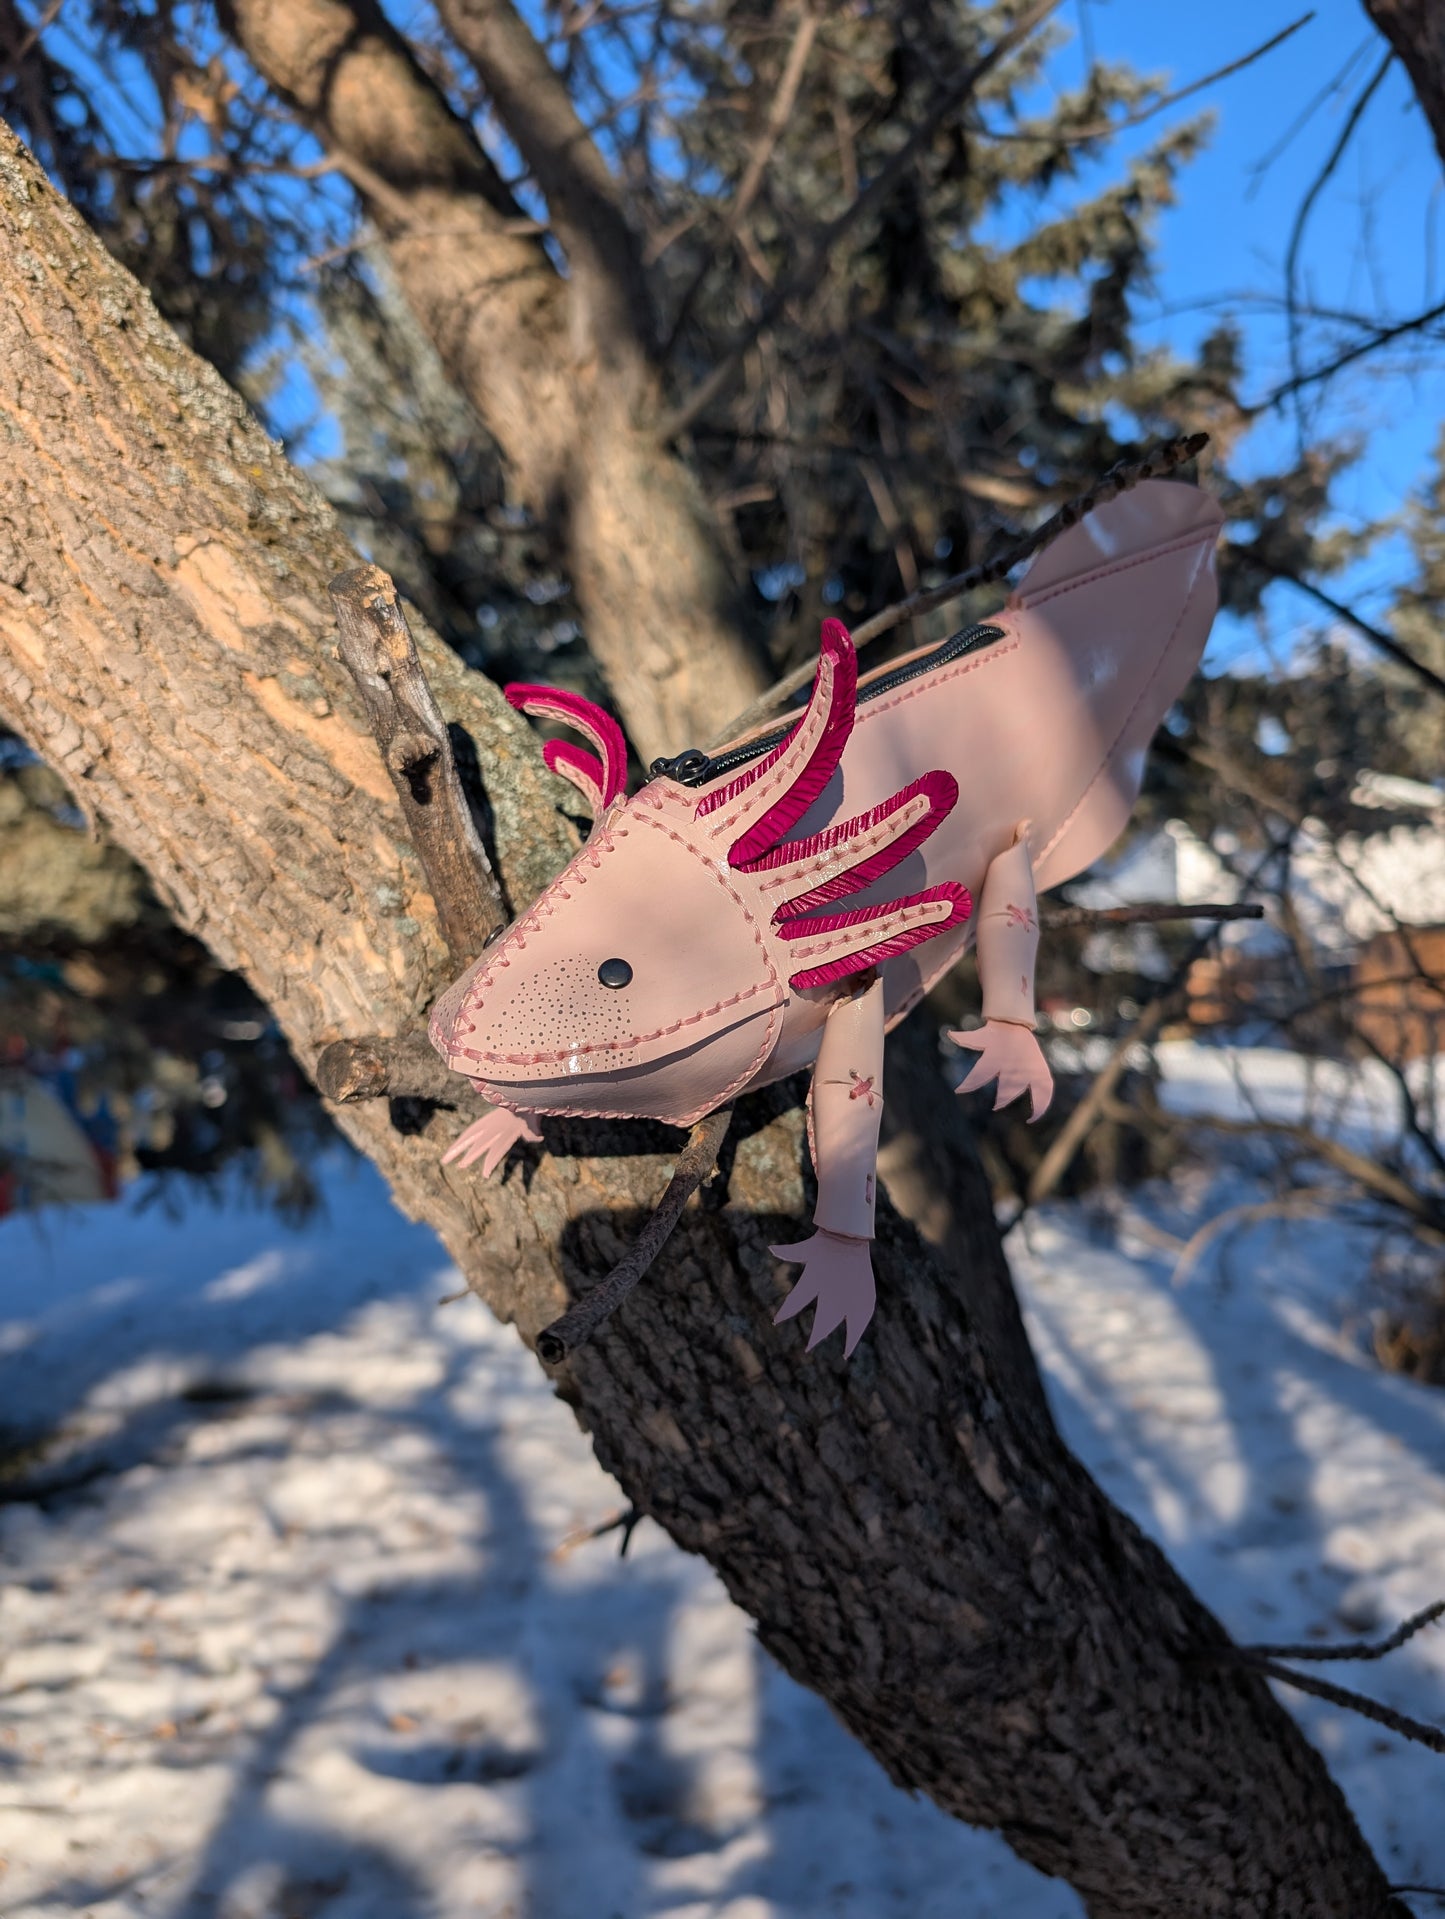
{"left": 212, "top": 0, "right": 766, "bottom": 765}
{"left": 1363, "top": 0, "right": 1445, "bottom": 168}
{"left": 0, "top": 120, "right": 1410, "bottom": 1919}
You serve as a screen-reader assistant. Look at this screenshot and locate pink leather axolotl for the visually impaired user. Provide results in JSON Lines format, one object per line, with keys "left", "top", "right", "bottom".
{"left": 428, "top": 476, "right": 1225, "bottom": 1356}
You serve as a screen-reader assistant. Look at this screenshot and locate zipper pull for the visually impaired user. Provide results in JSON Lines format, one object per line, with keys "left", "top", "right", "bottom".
{"left": 649, "top": 748, "right": 715, "bottom": 786}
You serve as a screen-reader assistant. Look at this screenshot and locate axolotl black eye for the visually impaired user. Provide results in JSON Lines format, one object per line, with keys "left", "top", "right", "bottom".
{"left": 598, "top": 957, "right": 633, "bottom": 989}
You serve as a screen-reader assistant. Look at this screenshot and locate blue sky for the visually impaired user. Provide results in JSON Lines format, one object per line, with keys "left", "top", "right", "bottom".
{"left": 43, "top": 0, "right": 1431, "bottom": 678}
{"left": 1035, "top": 0, "right": 1444, "bottom": 669}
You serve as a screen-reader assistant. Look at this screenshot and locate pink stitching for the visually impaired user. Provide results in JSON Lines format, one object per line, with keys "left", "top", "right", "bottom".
{"left": 1036, "top": 554, "right": 1207, "bottom": 868}
{"left": 1014, "top": 527, "right": 1216, "bottom": 613}
{"left": 782, "top": 898, "right": 956, "bottom": 960}
{"left": 754, "top": 792, "right": 931, "bottom": 894}
{"left": 852, "top": 634, "right": 1019, "bottom": 727}
{"left": 455, "top": 976, "right": 777, "bottom": 1064}
{"left": 453, "top": 800, "right": 784, "bottom": 1058}
{"left": 696, "top": 654, "right": 834, "bottom": 828}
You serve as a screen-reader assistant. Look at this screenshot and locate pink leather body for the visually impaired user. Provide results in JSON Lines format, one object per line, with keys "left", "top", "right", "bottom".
{"left": 429, "top": 478, "right": 1223, "bottom": 1125}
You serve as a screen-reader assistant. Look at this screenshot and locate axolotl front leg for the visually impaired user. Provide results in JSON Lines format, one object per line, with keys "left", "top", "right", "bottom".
{"left": 442, "top": 1102, "right": 544, "bottom": 1177}
{"left": 949, "top": 821, "right": 1054, "bottom": 1119}
{"left": 772, "top": 974, "right": 886, "bottom": 1357}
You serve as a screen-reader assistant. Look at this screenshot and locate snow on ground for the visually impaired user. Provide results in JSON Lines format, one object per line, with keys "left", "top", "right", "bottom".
{"left": 1, "top": 1041, "right": 1444, "bottom": 1916}
{"left": 0, "top": 1159, "right": 1076, "bottom": 1919}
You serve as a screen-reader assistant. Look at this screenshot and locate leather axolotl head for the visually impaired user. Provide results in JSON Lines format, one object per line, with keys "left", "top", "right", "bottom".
{"left": 428, "top": 626, "right": 967, "bottom": 1125}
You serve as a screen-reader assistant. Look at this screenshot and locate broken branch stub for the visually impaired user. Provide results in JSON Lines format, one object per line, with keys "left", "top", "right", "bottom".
{"left": 315, "top": 1032, "right": 464, "bottom": 1104}
{"left": 329, "top": 565, "right": 507, "bottom": 964}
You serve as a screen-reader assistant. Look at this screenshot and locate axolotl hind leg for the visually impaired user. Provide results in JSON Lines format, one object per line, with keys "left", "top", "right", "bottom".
{"left": 772, "top": 975, "right": 886, "bottom": 1357}
{"left": 948, "top": 822, "right": 1053, "bottom": 1120}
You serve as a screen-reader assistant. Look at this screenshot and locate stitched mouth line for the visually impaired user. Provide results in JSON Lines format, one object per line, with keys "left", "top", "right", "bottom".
{"left": 452, "top": 977, "right": 782, "bottom": 1068}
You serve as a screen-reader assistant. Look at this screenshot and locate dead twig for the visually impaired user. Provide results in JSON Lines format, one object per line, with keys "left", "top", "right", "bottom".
{"left": 1022, "top": 994, "right": 1174, "bottom": 1211}
{"left": 552, "top": 1505, "right": 645, "bottom": 1559}
{"left": 1168, "top": 1189, "right": 1345, "bottom": 1289}
{"left": 1022, "top": 833, "right": 1287, "bottom": 1211}
{"left": 735, "top": 5, "right": 819, "bottom": 221}
{"left": 537, "top": 1104, "right": 734, "bottom": 1364}
{"left": 1041, "top": 902, "right": 1264, "bottom": 931}
{"left": 1283, "top": 50, "right": 1394, "bottom": 451}
{"left": 1248, "top": 1659, "right": 1445, "bottom": 1756}
{"left": 330, "top": 565, "right": 506, "bottom": 964}
{"left": 1242, "top": 1599, "right": 1445, "bottom": 1665}
{"left": 0, "top": 0, "right": 64, "bottom": 89}
{"left": 1195, "top": 1602, "right": 1445, "bottom": 1755}
{"left": 1248, "top": 296, "right": 1445, "bottom": 415}
{"left": 1146, "top": 1106, "right": 1445, "bottom": 1235}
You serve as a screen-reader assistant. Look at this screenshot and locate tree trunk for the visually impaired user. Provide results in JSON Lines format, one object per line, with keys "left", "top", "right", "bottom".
{"left": 213, "top": 0, "right": 767, "bottom": 764}
{"left": 1363, "top": 1, "right": 1445, "bottom": 168}
{"left": 0, "top": 120, "right": 1409, "bottom": 1919}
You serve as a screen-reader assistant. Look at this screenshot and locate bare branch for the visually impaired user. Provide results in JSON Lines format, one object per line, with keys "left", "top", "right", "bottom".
{"left": 1158, "top": 1108, "right": 1445, "bottom": 1233}
{"left": 330, "top": 565, "right": 507, "bottom": 963}
{"left": 1241, "top": 558, "right": 1445, "bottom": 701}
{"left": 658, "top": 0, "right": 1065, "bottom": 445}
{"left": 1164, "top": 1188, "right": 1352, "bottom": 1289}
{"left": 659, "top": 2, "right": 821, "bottom": 355}
{"left": 0, "top": 0, "right": 62, "bottom": 89}
{"left": 552, "top": 1504, "right": 645, "bottom": 1559}
{"left": 1042, "top": 902, "right": 1265, "bottom": 931}
{"left": 1242, "top": 1600, "right": 1445, "bottom": 1665}
{"left": 1023, "top": 835, "right": 1286, "bottom": 1211}
{"left": 734, "top": 3, "right": 820, "bottom": 224}
{"left": 536, "top": 1103, "right": 734, "bottom": 1363}
{"left": 1247, "top": 297, "right": 1445, "bottom": 414}
{"left": 974, "top": 11, "right": 1315, "bottom": 147}
{"left": 1021, "top": 995, "right": 1175, "bottom": 1210}
{"left": 1283, "top": 50, "right": 1394, "bottom": 447}
{"left": 1249, "top": 1659, "right": 1445, "bottom": 1756}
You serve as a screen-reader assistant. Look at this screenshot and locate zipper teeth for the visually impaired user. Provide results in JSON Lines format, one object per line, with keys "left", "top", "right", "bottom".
{"left": 656, "top": 622, "right": 1006, "bottom": 789}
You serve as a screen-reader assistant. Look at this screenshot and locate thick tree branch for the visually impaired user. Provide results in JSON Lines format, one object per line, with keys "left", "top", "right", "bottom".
{"left": 219, "top": 0, "right": 768, "bottom": 759}
{"left": 434, "top": 0, "right": 656, "bottom": 367}
{"left": 0, "top": 116, "right": 1410, "bottom": 1917}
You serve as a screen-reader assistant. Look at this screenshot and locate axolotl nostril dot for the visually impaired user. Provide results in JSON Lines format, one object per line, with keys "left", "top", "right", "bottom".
{"left": 597, "top": 957, "right": 633, "bottom": 989}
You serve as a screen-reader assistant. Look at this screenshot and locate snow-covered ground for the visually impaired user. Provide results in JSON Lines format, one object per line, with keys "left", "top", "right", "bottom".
{"left": 2, "top": 1044, "right": 1444, "bottom": 1917}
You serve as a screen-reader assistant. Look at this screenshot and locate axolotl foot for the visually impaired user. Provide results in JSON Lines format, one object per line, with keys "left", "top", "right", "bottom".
{"left": 771, "top": 1230, "right": 877, "bottom": 1358}
{"left": 441, "top": 1106, "right": 543, "bottom": 1177}
{"left": 948, "top": 1019, "right": 1054, "bottom": 1120}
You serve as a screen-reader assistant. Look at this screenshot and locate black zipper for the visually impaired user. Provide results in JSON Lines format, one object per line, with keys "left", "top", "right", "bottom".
{"left": 649, "top": 621, "right": 1007, "bottom": 789}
